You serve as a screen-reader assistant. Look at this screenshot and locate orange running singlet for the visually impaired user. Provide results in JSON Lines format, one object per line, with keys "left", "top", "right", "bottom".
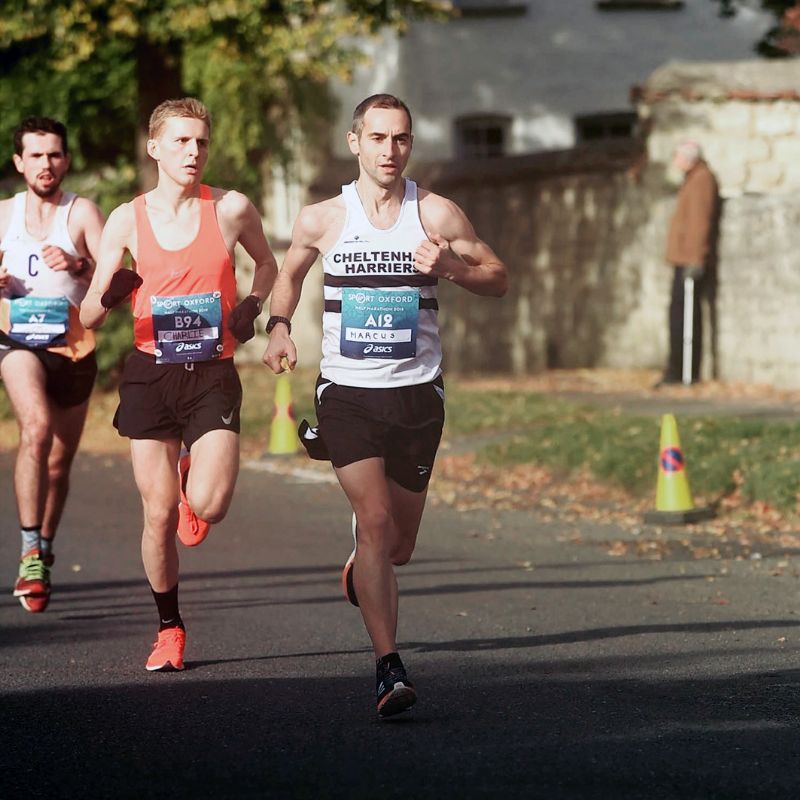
{"left": 132, "top": 185, "right": 237, "bottom": 363}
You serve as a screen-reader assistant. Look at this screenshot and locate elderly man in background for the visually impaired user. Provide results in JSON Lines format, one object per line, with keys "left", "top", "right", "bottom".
{"left": 657, "top": 140, "right": 720, "bottom": 387}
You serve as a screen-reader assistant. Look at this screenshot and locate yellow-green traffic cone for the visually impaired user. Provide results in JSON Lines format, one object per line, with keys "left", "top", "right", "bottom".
{"left": 268, "top": 373, "right": 300, "bottom": 455}
{"left": 644, "top": 413, "right": 714, "bottom": 525}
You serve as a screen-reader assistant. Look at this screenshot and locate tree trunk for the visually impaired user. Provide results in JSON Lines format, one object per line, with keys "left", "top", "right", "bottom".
{"left": 135, "top": 39, "right": 183, "bottom": 191}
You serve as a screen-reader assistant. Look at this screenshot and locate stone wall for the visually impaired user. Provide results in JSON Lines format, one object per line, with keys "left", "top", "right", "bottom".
{"left": 419, "top": 146, "right": 668, "bottom": 375}
{"left": 638, "top": 60, "right": 800, "bottom": 197}
{"left": 715, "top": 193, "right": 800, "bottom": 387}
{"left": 425, "top": 150, "right": 800, "bottom": 388}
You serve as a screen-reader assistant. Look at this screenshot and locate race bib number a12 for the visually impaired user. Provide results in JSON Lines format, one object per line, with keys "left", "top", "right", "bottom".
{"left": 340, "top": 288, "right": 418, "bottom": 360}
{"left": 151, "top": 291, "right": 223, "bottom": 364}
{"left": 8, "top": 296, "right": 69, "bottom": 348}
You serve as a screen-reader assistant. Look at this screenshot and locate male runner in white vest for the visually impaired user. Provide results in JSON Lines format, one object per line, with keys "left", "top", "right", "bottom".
{"left": 0, "top": 117, "right": 105, "bottom": 613}
{"left": 263, "top": 94, "right": 508, "bottom": 717}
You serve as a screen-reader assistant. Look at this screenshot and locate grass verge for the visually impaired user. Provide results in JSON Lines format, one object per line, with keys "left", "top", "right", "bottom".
{"left": 2, "top": 367, "right": 799, "bottom": 515}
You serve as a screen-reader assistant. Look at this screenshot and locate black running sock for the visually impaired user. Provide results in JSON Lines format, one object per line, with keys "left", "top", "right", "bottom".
{"left": 377, "top": 652, "right": 404, "bottom": 671}
{"left": 20, "top": 525, "right": 41, "bottom": 557}
{"left": 151, "top": 584, "right": 184, "bottom": 631}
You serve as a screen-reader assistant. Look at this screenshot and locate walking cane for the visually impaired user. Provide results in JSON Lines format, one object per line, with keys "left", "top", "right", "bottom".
{"left": 681, "top": 276, "right": 694, "bottom": 386}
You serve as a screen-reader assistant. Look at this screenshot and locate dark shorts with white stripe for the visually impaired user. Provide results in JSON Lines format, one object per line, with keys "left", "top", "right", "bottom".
{"left": 301, "top": 374, "right": 445, "bottom": 493}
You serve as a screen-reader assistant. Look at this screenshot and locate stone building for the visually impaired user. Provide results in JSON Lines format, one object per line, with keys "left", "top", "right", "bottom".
{"left": 330, "top": 0, "right": 772, "bottom": 161}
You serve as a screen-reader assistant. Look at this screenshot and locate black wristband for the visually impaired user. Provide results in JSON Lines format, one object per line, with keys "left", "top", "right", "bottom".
{"left": 266, "top": 315, "right": 292, "bottom": 335}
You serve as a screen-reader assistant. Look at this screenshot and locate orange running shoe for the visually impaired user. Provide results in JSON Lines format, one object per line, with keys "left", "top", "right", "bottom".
{"left": 177, "top": 450, "right": 210, "bottom": 547}
{"left": 145, "top": 626, "right": 186, "bottom": 672}
{"left": 13, "top": 550, "right": 51, "bottom": 613}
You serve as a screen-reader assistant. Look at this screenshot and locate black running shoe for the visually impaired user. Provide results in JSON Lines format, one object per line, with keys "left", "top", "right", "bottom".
{"left": 376, "top": 660, "right": 417, "bottom": 718}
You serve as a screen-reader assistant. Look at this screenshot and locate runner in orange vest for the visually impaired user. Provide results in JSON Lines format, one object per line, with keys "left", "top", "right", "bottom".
{"left": 81, "top": 98, "right": 278, "bottom": 671}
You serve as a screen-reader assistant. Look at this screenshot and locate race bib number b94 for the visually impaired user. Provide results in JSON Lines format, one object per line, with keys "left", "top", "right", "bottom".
{"left": 151, "top": 291, "right": 223, "bottom": 364}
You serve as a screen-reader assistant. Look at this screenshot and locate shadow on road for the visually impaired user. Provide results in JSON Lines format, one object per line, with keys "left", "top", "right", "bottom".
{"left": 2, "top": 662, "right": 799, "bottom": 799}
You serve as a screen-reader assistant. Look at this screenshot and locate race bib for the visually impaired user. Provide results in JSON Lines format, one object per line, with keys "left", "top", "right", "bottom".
{"left": 8, "top": 296, "right": 69, "bottom": 348}
{"left": 151, "top": 291, "right": 223, "bottom": 364}
{"left": 340, "top": 288, "right": 418, "bottom": 360}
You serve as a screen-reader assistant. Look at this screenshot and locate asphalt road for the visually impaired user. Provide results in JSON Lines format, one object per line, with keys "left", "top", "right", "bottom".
{"left": 2, "top": 450, "right": 800, "bottom": 799}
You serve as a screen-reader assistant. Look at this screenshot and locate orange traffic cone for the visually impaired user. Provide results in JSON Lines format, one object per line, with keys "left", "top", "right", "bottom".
{"left": 267, "top": 373, "right": 300, "bottom": 455}
{"left": 643, "top": 413, "right": 714, "bottom": 525}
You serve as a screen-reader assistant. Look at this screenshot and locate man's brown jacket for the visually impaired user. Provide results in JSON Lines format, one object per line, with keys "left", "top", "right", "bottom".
{"left": 665, "top": 160, "right": 719, "bottom": 268}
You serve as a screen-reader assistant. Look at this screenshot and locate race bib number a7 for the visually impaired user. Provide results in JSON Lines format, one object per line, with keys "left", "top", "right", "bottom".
{"left": 8, "top": 296, "right": 69, "bottom": 348}
{"left": 340, "top": 288, "right": 418, "bottom": 360}
{"left": 151, "top": 291, "right": 223, "bottom": 364}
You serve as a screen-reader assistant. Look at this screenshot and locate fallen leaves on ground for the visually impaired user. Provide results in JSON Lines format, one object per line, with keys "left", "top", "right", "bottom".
{"left": 430, "top": 451, "right": 800, "bottom": 564}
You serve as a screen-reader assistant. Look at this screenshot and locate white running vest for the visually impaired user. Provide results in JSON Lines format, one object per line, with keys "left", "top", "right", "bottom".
{"left": 0, "top": 191, "right": 87, "bottom": 307}
{"left": 320, "top": 179, "right": 442, "bottom": 388}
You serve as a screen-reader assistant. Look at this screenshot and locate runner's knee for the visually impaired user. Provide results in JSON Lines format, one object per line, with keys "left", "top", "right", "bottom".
{"left": 142, "top": 502, "right": 179, "bottom": 537}
{"left": 187, "top": 489, "right": 231, "bottom": 524}
{"left": 19, "top": 418, "right": 53, "bottom": 454}
{"left": 354, "top": 506, "right": 394, "bottom": 548}
{"left": 194, "top": 504, "right": 228, "bottom": 525}
{"left": 48, "top": 449, "right": 76, "bottom": 482}
{"left": 390, "top": 531, "right": 418, "bottom": 566}
{"left": 390, "top": 549, "right": 413, "bottom": 567}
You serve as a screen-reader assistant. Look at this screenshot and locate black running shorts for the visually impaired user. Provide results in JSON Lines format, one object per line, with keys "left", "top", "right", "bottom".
{"left": 0, "top": 337, "right": 97, "bottom": 408}
{"left": 114, "top": 349, "right": 242, "bottom": 448}
{"left": 309, "top": 374, "right": 445, "bottom": 493}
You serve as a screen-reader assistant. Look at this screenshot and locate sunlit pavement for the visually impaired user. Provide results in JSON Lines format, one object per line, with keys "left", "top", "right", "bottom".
{"left": 2, "top": 450, "right": 799, "bottom": 799}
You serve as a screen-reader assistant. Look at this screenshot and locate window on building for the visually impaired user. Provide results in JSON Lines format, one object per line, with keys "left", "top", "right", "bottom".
{"left": 575, "top": 111, "right": 639, "bottom": 144}
{"left": 596, "top": 0, "right": 683, "bottom": 9}
{"left": 452, "top": 0, "right": 529, "bottom": 17}
{"left": 454, "top": 115, "right": 511, "bottom": 159}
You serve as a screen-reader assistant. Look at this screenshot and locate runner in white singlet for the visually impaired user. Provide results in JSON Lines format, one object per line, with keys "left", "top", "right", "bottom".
{"left": 0, "top": 117, "right": 105, "bottom": 613}
{"left": 263, "top": 94, "right": 508, "bottom": 718}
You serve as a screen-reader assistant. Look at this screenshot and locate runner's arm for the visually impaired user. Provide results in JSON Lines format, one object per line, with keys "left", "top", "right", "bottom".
{"left": 74, "top": 197, "right": 106, "bottom": 277}
{"left": 0, "top": 200, "right": 14, "bottom": 289}
{"left": 416, "top": 194, "right": 508, "bottom": 297}
{"left": 262, "top": 205, "right": 324, "bottom": 374}
{"left": 79, "top": 204, "right": 134, "bottom": 329}
{"left": 228, "top": 193, "right": 278, "bottom": 305}
{"left": 44, "top": 197, "right": 106, "bottom": 277}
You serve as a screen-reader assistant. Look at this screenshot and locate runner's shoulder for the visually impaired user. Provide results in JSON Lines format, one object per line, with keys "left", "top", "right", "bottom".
{"left": 69, "top": 195, "right": 105, "bottom": 225}
{"left": 0, "top": 195, "right": 15, "bottom": 238}
{"left": 294, "top": 196, "right": 345, "bottom": 247}
{"left": 209, "top": 186, "right": 254, "bottom": 220}
{"left": 417, "top": 189, "right": 469, "bottom": 239}
{"left": 103, "top": 201, "right": 136, "bottom": 242}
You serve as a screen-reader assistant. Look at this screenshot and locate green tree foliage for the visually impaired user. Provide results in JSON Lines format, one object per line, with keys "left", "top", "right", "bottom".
{"left": 0, "top": 1, "right": 449, "bottom": 383}
{"left": 0, "top": 0, "right": 448, "bottom": 194}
